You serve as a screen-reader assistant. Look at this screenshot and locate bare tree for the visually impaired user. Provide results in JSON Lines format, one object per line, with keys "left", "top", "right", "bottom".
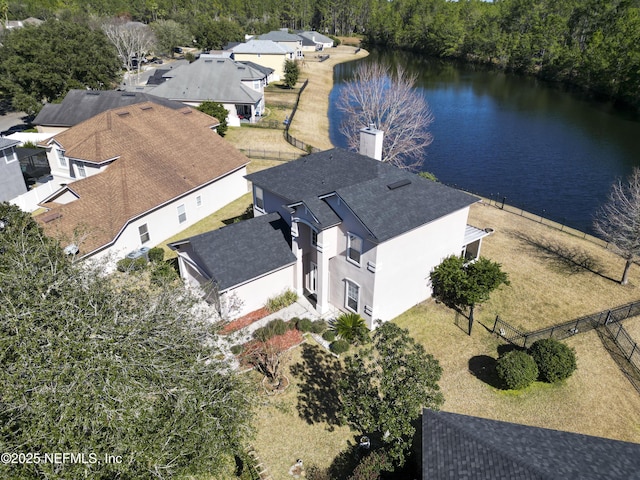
{"left": 102, "top": 18, "right": 155, "bottom": 86}
{"left": 594, "top": 167, "right": 640, "bottom": 285}
{"left": 338, "top": 62, "right": 434, "bottom": 170}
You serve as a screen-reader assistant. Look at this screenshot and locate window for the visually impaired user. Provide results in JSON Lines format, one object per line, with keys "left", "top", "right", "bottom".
{"left": 3, "top": 147, "right": 17, "bottom": 164}
{"left": 347, "top": 233, "right": 363, "bottom": 266}
{"left": 77, "top": 162, "right": 86, "bottom": 178}
{"left": 138, "top": 224, "right": 150, "bottom": 244}
{"left": 255, "top": 186, "right": 264, "bottom": 211}
{"left": 196, "top": 195, "right": 202, "bottom": 207}
{"left": 311, "top": 230, "right": 318, "bottom": 247}
{"left": 57, "top": 149, "right": 67, "bottom": 167}
{"left": 177, "top": 204, "right": 187, "bottom": 224}
{"left": 345, "top": 280, "right": 359, "bottom": 313}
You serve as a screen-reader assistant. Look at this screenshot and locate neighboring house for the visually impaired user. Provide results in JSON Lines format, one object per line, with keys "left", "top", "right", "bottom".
{"left": 0, "top": 17, "right": 43, "bottom": 31}
{"left": 139, "top": 56, "right": 267, "bottom": 126}
{"left": 170, "top": 128, "right": 488, "bottom": 324}
{"left": 0, "top": 138, "right": 27, "bottom": 202}
{"left": 33, "top": 89, "right": 186, "bottom": 135}
{"left": 297, "top": 31, "right": 334, "bottom": 52}
{"left": 256, "top": 30, "right": 304, "bottom": 59}
{"left": 229, "top": 40, "right": 295, "bottom": 81}
{"left": 37, "top": 102, "right": 249, "bottom": 263}
{"left": 422, "top": 410, "right": 640, "bottom": 479}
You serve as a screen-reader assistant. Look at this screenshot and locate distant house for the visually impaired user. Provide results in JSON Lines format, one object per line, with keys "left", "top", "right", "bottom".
{"left": 422, "top": 410, "right": 640, "bottom": 480}
{"left": 170, "top": 128, "right": 488, "bottom": 323}
{"left": 33, "top": 90, "right": 186, "bottom": 135}
{"left": 256, "top": 30, "right": 304, "bottom": 59}
{"left": 0, "top": 138, "right": 26, "bottom": 202}
{"left": 229, "top": 40, "right": 295, "bottom": 81}
{"left": 297, "top": 31, "right": 334, "bottom": 51}
{"left": 37, "top": 102, "right": 249, "bottom": 263}
{"left": 140, "top": 56, "right": 268, "bottom": 126}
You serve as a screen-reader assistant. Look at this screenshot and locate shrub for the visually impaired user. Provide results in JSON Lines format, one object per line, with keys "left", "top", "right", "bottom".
{"left": 116, "top": 256, "right": 147, "bottom": 273}
{"left": 148, "top": 247, "right": 164, "bottom": 263}
{"left": 310, "top": 319, "right": 328, "bottom": 334}
{"left": 322, "top": 330, "right": 336, "bottom": 342}
{"left": 253, "top": 318, "right": 289, "bottom": 342}
{"left": 295, "top": 317, "right": 313, "bottom": 332}
{"left": 150, "top": 262, "right": 178, "bottom": 286}
{"left": 495, "top": 350, "right": 538, "bottom": 390}
{"left": 330, "top": 339, "right": 350, "bottom": 355}
{"left": 230, "top": 344, "right": 243, "bottom": 355}
{"left": 265, "top": 289, "right": 298, "bottom": 313}
{"left": 332, "top": 312, "right": 369, "bottom": 345}
{"left": 348, "top": 449, "right": 392, "bottom": 480}
{"left": 529, "top": 338, "right": 577, "bottom": 383}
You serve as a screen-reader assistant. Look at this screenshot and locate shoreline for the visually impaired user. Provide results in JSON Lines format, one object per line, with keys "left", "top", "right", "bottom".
{"left": 288, "top": 45, "right": 369, "bottom": 150}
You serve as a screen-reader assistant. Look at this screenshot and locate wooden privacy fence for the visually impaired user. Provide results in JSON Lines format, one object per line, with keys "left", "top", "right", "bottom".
{"left": 493, "top": 300, "right": 640, "bottom": 348}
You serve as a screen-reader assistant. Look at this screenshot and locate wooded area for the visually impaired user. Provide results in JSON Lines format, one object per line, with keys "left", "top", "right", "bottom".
{"left": 1, "top": 0, "right": 639, "bottom": 109}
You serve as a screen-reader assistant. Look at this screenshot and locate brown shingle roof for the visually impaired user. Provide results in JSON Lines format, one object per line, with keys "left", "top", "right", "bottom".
{"left": 38, "top": 102, "right": 248, "bottom": 255}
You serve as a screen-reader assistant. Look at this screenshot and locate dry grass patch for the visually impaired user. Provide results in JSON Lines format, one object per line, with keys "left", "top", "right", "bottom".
{"left": 224, "top": 126, "right": 302, "bottom": 154}
{"left": 251, "top": 341, "right": 354, "bottom": 480}
{"left": 469, "top": 201, "right": 640, "bottom": 332}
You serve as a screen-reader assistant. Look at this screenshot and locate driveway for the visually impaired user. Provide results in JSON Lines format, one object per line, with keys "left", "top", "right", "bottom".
{"left": 0, "top": 111, "right": 29, "bottom": 135}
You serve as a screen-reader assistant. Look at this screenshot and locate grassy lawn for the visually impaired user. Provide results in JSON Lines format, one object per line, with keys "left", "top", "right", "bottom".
{"left": 248, "top": 202, "right": 640, "bottom": 479}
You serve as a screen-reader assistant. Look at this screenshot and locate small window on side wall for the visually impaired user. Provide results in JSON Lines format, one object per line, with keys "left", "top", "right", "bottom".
{"left": 139, "top": 223, "right": 150, "bottom": 244}
{"left": 57, "top": 149, "right": 67, "bottom": 168}
{"left": 345, "top": 279, "right": 359, "bottom": 313}
{"left": 77, "top": 163, "right": 86, "bottom": 178}
{"left": 311, "top": 230, "right": 318, "bottom": 247}
{"left": 347, "top": 233, "right": 362, "bottom": 266}
{"left": 196, "top": 195, "right": 202, "bottom": 207}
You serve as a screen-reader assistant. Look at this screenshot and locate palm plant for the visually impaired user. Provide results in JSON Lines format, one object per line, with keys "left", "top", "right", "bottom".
{"left": 332, "top": 312, "right": 370, "bottom": 345}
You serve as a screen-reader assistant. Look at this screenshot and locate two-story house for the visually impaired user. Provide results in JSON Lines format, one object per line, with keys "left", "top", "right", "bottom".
{"left": 170, "top": 128, "right": 489, "bottom": 325}
{"left": 229, "top": 40, "right": 295, "bottom": 81}
{"left": 0, "top": 138, "right": 26, "bottom": 202}
{"left": 37, "top": 102, "right": 249, "bottom": 264}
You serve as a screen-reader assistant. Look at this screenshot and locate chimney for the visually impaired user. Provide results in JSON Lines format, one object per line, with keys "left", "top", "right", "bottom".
{"left": 359, "top": 124, "right": 383, "bottom": 161}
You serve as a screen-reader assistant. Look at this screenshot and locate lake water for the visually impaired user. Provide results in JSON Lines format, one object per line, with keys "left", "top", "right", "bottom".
{"left": 328, "top": 50, "right": 640, "bottom": 234}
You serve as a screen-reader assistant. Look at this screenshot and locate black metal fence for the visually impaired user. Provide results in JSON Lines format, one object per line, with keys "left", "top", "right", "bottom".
{"left": 283, "top": 79, "right": 322, "bottom": 154}
{"left": 238, "top": 149, "right": 304, "bottom": 162}
{"left": 493, "top": 300, "right": 640, "bottom": 348}
{"left": 604, "top": 321, "right": 640, "bottom": 393}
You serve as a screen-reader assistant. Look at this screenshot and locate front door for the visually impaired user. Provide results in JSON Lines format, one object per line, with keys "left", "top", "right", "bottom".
{"left": 307, "top": 261, "right": 318, "bottom": 294}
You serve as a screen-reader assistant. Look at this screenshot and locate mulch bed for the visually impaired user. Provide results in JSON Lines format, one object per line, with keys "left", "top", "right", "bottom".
{"left": 237, "top": 329, "right": 305, "bottom": 368}
{"left": 220, "top": 307, "right": 270, "bottom": 334}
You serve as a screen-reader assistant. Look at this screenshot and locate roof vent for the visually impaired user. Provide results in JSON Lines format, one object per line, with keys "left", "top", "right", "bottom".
{"left": 217, "top": 60, "right": 224, "bottom": 63}
{"left": 140, "top": 105, "right": 153, "bottom": 111}
{"left": 116, "top": 111, "right": 130, "bottom": 117}
{"left": 204, "top": 59, "right": 213, "bottom": 63}
{"left": 387, "top": 179, "right": 411, "bottom": 190}
{"left": 41, "top": 211, "right": 62, "bottom": 223}
{"left": 86, "top": 91, "right": 101, "bottom": 96}
{"left": 182, "top": 109, "right": 193, "bottom": 114}
{"left": 121, "top": 92, "right": 136, "bottom": 97}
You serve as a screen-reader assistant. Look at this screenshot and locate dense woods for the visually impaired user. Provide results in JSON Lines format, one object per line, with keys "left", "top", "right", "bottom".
{"left": 1, "top": 0, "right": 639, "bottom": 109}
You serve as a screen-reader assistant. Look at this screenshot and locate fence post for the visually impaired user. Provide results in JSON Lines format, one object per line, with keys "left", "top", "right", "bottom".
{"left": 616, "top": 324, "right": 623, "bottom": 341}
{"left": 628, "top": 304, "right": 634, "bottom": 319}
{"left": 523, "top": 336, "right": 528, "bottom": 349}
{"left": 492, "top": 316, "right": 499, "bottom": 333}
{"left": 605, "top": 311, "right": 611, "bottom": 325}
{"left": 629, "top": 343, "right": 637, "bottom": 362}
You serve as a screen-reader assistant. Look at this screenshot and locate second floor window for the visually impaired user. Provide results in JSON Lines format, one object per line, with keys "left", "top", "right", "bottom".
{"left": 255, "top": 186, "right": 264, "bottom": 211}
{"left": 177, "top": 204, "right": 187, "bottom": 224}
{"left": 347, "top": 233, "right": 362, "bottom": 266}
{"left": 57, "top": 149, "right": 67, "bottom": 167}
{"left": 77, "top": 163, "right": 86, "bottom": 178}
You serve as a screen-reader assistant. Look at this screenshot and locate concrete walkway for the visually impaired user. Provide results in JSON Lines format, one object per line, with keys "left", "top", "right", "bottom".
{"left": 216, "top": 296, "right": 339, "bottom": 369}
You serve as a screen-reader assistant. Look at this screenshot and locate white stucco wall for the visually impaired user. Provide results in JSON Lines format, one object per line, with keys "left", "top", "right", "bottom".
{"left": 89, "top": 166, "right": 248, "bottom": 263}
{"left": 372, "top": 207, "right": 471, "bottom": 323}
{"left": 223, "top": 265, "right": 296, "bottom": 319}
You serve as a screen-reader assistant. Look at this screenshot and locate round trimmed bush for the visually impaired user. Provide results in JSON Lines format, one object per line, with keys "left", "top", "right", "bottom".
{"left": 322, "top": 330, "right": 336, "bottom": 342}
{"left": 330, "top": 339, "right": 350, "bottom": 355}
{"left": 495, "top": 350, "right": 538, "bottom": 390}
{"left": 529, "top": 338, "right": 577, "bottom": 383}
{"left": 148, "top": 247, "right": 165, "bottom": 263}
{"left": 296, "top": 317, "right": 313, "bottom": 332}
{"left": 310, "top": 319, "right": 328, "bottom": 334}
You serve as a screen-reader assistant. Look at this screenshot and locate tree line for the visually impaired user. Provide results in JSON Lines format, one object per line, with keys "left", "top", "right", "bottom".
{"left": 2, "top": 0, "right": 638, "bottom": 111}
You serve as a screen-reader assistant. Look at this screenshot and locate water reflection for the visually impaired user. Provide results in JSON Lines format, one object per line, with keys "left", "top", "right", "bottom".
{"left": 329, "top": 49, "right": 640, "bottom": 233}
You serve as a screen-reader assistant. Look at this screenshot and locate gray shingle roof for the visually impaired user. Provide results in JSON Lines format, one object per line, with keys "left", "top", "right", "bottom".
{"left": 33, "top": 90, "right": 185, "bottom": 127}
{"left": 423, "top": 410, "right": 640, "bottom": 480}
{"left": 298, "top": 31, "right": 334, "bottom": 45}
{"left": 231, "top": 39, "right": 294, "bottom": 55}
{"left": 257, "top": 30, "right": 301, "bottom": 43}
{"left": 176, "top": 212, "right": 296, "bottom": 291}
{"left": 147, "top": 57, "right": 263, "bottom": 104}
{"left": 246, "top": 148, "right": 478, "bottom": 241}
{"left": 0, "top": 138, "right": 20, "bottom": 150}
